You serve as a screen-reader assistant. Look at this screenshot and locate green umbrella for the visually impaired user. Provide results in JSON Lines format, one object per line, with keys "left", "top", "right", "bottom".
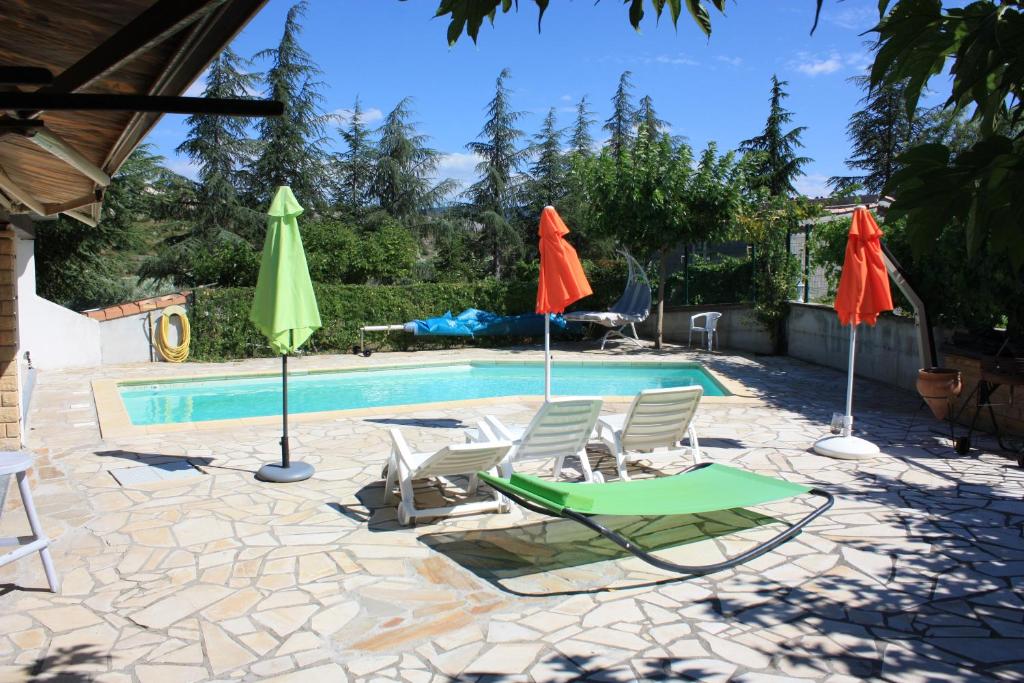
{"left": 250, "top": 186, "right": 321, "bottom": 483}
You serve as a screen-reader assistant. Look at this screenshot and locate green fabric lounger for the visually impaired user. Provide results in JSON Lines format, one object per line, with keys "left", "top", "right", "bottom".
{"left": 478, "top": 462, "right": 834, "bottom": 575}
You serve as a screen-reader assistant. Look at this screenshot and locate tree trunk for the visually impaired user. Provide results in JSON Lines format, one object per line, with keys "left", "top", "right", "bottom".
{"left": 656, "top": 249, "right": 668, "bottom": 349}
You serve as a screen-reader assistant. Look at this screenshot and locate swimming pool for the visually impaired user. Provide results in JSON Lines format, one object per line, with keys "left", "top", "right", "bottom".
{"left": 118, "top": 362, "right": 729, "bottom": 426}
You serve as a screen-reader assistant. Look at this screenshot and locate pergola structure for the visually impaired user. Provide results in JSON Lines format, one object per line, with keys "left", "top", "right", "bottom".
{"left": 0, "top": 0, "right": 279, "bottom": 449}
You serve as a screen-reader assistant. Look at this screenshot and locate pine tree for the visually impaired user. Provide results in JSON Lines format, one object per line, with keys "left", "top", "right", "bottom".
{"left": 466, "top": 68, "right": 528, "bottom": 277}
{"left": 740, "top": 75, "right": 811, "bottom": 196}
{"left": 568, "top": 95, "right": 596, "bottom": 158}
{"left": 604, "top": 71, "right": 637, "bottom": 159}
{"left": 829, "top": 76, "right": 933, "bottom": 196}
{"left": 636, "top": 94, "right": 668, "bottom": 141}
{"left": 38, "top": 147, "right": 160, "bottom": 309}
{"left": 176, "top": 46, "right": 258, "bottom": 238}
{"left": 371, "top": 97, "right": 452, "bottom": 220}
{"left": 333, "top": 97, "right": 377, "bottom": 212}
{"left": 527, "top": 108, "right": 567, "bottom": 210}
{"left": 248, "top": 1, "right": 330, "bottom": 210}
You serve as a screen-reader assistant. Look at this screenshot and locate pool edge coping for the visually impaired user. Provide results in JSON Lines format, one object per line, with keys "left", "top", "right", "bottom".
{"left": 93, "top": 358, "right": 758, "bottom": 438}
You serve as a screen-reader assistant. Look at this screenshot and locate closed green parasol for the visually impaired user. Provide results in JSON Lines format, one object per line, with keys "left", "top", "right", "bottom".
{"left": 250, "top": 186, "right": 321, "bottom": 483}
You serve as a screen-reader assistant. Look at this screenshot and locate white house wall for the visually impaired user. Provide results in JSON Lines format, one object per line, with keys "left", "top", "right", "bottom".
{"left": 16, "top": 237, "right": 102, "bottom": 370}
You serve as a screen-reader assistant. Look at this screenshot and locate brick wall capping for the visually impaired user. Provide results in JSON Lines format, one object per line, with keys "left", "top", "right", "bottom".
{"left": 82, "top": 291, "right": 191, "bottom": 322}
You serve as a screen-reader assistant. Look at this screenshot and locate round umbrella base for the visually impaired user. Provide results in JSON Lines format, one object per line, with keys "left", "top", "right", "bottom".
{"left": 256, "top": 462, "right": 314, "bottom": 483}
{"left": 813, "top": 435, "right": 880, "bottom": 460}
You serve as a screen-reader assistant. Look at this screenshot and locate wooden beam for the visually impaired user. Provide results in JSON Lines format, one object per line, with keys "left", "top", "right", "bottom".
{"left": 0, "top": 168, "right": 45, "bottom": 216}
{"left": 42, "top": 193, "right": 102, "bottom": 216}
{"left": 62, "top": 209, "right": 98, "bottom": 228}
{"left": 28, "top": 127, "right": 112, "bottom": 186}
{"left": 0, "top": 67, "right": 52, "bottom": 86}
{"left": 102, "top": 0, "right": 271, "bottom": 174}
{"left": 1, "top": 92, "right": 282, "bottom": 117}
{"left": 31, "top": 0, "right": 228, "bottom": 105}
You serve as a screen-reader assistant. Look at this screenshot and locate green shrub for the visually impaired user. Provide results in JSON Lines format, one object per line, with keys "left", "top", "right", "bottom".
{"left": 190, "top": 275, "right": 623, "bottom": 361}
{"left": 665, "top": 256, "right": 753, "bottom": 305}
{"left": 809, "top": 214, "right": 1018, "bottom": 334}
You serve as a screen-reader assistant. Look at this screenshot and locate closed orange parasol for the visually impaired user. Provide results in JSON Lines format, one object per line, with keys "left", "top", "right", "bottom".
{"left": 814, "top": 207, "right": 893, "bottom": 460}
{"left": 537, "top": 206, "right": 593, "bottom": 314}
{"left": 834, "top": 207, "right": 893, "bottom": 326}
{"left": 536, "top": 206, "right": 592, "bottom": 399}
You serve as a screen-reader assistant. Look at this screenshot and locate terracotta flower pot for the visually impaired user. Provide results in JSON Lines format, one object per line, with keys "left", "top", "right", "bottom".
{"left": 916, "top": 367, "right": 963, "bottom": 421}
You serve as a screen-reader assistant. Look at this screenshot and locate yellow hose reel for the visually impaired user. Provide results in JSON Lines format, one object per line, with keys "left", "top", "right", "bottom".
{"left": 153, "top": 304, "right": 190, "bottom": 363}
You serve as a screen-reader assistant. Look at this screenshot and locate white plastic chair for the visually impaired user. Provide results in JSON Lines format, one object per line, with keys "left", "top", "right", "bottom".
{"left": 383, "top": 426, "right": 513, "bottom": 526}
{"left": 0, "top": 451, "right": 59, "bottom": 592}
{"left": 595, "top": 386, "right": 703, "bottom": 480}
{"left": 466, "top": 398, "right": 605, "bottom": 482}
{"left": 689, "top": 312, "right": 722, "bottom": 351}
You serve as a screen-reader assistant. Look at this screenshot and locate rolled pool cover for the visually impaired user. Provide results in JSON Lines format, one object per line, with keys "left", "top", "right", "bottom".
{"left": 403, "top": 308, "right": 577, "bottom": 337}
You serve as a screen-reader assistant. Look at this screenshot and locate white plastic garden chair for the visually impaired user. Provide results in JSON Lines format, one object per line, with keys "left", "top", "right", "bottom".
{"left": 689, "top": 312, "right": 722, "bottom": 351}
{"left": 0, "top": 451, "right": 59, "bottom": 592}
{"left": 383, "top": 426, "right": 513, "bottom": 526}
{"left": 595, "top": 386, "right": 703, "bottom": 480}
{"left": 466, "top": 397, "right": 605, "bottom": 482}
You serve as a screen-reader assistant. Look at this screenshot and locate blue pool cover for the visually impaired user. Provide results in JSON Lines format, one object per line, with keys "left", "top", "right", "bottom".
{"left": 403, "top": 308, "right": 575, "bottom": 337}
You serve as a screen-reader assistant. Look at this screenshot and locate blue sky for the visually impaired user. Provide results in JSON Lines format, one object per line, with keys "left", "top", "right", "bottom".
{"left": 146, "top": 0, "right": 949, "bottom": 198}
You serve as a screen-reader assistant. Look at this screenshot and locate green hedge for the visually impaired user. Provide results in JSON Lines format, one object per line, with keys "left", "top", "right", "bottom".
{"left": 190, "top": 276, "right": 623, "bottom": 361}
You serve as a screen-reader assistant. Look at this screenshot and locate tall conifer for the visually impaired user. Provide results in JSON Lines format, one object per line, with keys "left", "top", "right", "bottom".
{"left": 739, "top": 75, "right": 810, "bottom": 196}
{"left": 333, "top": 97, "right": 377, "bottom": 211}
{"left": 466, "top": 68, "right": 528, "bottom": 277}
{"left": 604, "top": 71, "right": 637, "bottom": 159}
{"left": 248, "top": 1, "right": 330, "bottom": 209}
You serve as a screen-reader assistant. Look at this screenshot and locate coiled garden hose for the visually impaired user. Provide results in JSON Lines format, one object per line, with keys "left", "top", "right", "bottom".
{"left": 154, "top": 304, "right": 190, "bottom": 363}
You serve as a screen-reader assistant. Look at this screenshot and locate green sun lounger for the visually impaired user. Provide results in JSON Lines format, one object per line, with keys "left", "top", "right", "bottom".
{"left": 477, "top": 463, "right": 834, "bottom": 575}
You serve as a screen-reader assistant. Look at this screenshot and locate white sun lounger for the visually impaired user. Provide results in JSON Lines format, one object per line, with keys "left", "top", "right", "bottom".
{"left": 383, "top": 426, "right": 513, "bottom": 526}
{"left": 595, "top": 386, "right": 703, "bottom": 480}
{"left": 564, "top": 251, "right": 651, "bottom": 349}
{"left": 466, "top": 398, "right": 605, "bottom": 482}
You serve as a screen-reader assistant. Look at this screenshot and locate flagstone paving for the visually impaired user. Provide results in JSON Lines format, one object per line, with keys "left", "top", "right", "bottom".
{"left": 1, "top": 345, "right": 1023, "bottom": 682}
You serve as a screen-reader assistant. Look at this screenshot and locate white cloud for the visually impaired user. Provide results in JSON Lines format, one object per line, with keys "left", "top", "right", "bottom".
{"left": 167, "top": 157, "right": 200, "bottom": 180}
{"left": 793, "top": 51, "right": 844, "bottom": 76}
{"left": 651, "top": 53, "right": 700, "bottom": 67}
{"left": 845, "top": 51, "right": 873, "bottom": 74}
{"left": 332, "top": 106, "right": 384, "bottom": 126}
{"left": 437, "top": 152, "right": 483, "bottom": 174}
{"left": 715, "top": 55, "right": 743, "bottom": 67}
{"left": 794, "top": 173, "right": 832, "bottom": 198}
{"left": 559, "top": 94, "right": 573, "bottom": 102}
{"left": 826, "top": 4, "right": 878, "bottom": 31}
{"left": 435, "top": 152, "right": 484, "bottom": 193}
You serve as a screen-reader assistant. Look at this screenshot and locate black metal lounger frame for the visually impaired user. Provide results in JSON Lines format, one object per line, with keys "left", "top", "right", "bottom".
{"left": 494, "top": 463, "right": 835, "bottom": 576}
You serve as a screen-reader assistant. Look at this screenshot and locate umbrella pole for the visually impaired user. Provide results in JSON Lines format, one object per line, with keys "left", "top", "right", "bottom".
{"left": 281, "top": 352, "right": 290, "bottom": 468}
{"left": 256, "top": 328, "right": 313, "bottom": 482}
{"left": 544, "top": 314, "right": 551, "bottom": 402}
{"left": 844, "top": 325, "right": 856, "bottom": 438}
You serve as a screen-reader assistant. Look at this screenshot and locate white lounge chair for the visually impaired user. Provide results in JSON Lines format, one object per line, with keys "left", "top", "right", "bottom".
{"left": 466, "top": 398, "right": 605, "bottom": 482}
{"left": 383, "top": 426, "right": 513, "bottom": 526}
{"left": 689, "top": 312, "right": 722, "bottom": 351}
{"left": 564, "top": 251, "right": 651, "bottom": 349}
{"left": 595, "top": 386, "right": 703, "bottom": 480}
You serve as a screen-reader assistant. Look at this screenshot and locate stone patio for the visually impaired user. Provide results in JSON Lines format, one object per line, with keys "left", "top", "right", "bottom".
{"left": 1, "top": 345, "right": 1022, "bottom": 682}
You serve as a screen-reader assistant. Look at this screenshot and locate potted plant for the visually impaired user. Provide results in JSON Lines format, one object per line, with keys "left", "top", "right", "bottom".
{"left": 915, "top": 367, "right": 962, "bottom": 421}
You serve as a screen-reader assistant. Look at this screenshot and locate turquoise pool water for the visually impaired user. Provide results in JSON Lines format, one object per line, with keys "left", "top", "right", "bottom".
{"left": 120, "top": 362, "right": 727, "bottom": 426}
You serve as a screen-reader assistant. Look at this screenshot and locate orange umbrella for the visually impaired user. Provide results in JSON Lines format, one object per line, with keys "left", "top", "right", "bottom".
{"left": 536, "top": 206, "right": 592, "bottom": 399}
{"left": 537, "top": 206, "right": 593, "bottom": 314}
{"left": 834, "top": 207, "right": 893, "bottom": 326}
{"left": 814, "top": 207, "right": 893, "bottom": 460}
